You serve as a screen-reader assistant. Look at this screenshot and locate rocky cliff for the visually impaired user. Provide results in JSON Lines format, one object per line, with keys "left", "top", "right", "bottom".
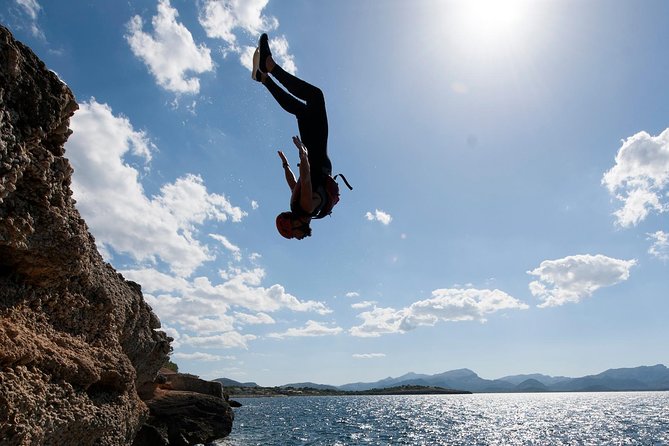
{"left": 0, "top": 24, "right": 231, "bottom": 445}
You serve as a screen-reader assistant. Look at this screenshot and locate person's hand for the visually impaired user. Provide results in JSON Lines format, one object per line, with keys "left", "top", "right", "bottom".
{"left": 292, "top": 136, "right": 308, "bottom": 161}
{"left": 277, "top": 150, "right": 289, "bottom": 166}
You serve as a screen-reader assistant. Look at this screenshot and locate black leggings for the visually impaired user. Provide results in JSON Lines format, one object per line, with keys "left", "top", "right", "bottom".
{"left": 264, "top": 65, "right": 332, "bottom": 185}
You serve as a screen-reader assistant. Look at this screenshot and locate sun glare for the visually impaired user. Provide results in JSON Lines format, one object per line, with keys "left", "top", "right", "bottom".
{"left": 453, "top": 0, "right": 531, "bottom": 49}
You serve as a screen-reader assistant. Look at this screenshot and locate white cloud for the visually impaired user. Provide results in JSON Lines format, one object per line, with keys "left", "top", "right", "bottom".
{"left": 365, "top": 209, "right": 392, "bottom": 225}
{"left": 190, "top": 268, "right": 331, "bottom": 314}
{"left": 16, "top": 0, "right": 40, "bottom": 19}
{"left": 602, "top": 128, "right": 669, "bottom": 227}
{"left": 238, "top": 35, "right": 297, "bottom": 75}
{"left": 123, "top": 266, "right": 329, "bottom": 348}
{"left": 182, "top": 332, "right": 257, "bottom": 349}
{"left": 345, "top": 292, "right": 360, "bottom": 298}
{"left": 233, "top": 312, "right": 276, "bottom": 325}
{"left": 143, "top": 291, "right": 236, "bottom": 335}
{"left": 262, "top": 35, "right": 297, "bottom": 75}
{"left": 350, "top": 288, "right": 527, "bottom": 337}
{"left": 352, "top": 353, "right": 386, "bottom": 359}
{"left": 528, "top": 254, "right": 637, "bottom": 308}
{"left": 14, "top": 0, "right": 44, "bottom": 39}
{"left": 198, "top": 1, "right": 297, "bottom": 75}
{"left": 210, "top": 233, "right": 241, "bottom": 261}
{"left": 267, "top": 320, "right": 343, "bottom": 339}
{"left": 350, "top": 307, "right": 402, "bottom": 338}
{"left": 161, "top": 324, "right": 181, "bottom": 348}
{"left": 125, "top": 0, "right": 214, "bottom": 94}
{"left": 351, "top": 301, "right": 376, "bottom": 309}
{"left": 172, "top": 352, "right": 235, "bottom": 362}
{"left": 123, "top": 268, "right": 190, "bottom": 294}
{"left": 251, "top": 200, "right": 259, "bottom": 210}
{"left": 647, "top": 231, "right": 669, "bottom": 261}
{"left": 67, "top": 99, "right": 245, "bottom": 277}
{"left": 198, "top": 0, "right": 278, "bottom": 45}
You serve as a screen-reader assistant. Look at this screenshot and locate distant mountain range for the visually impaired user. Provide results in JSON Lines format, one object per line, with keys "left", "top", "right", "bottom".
{"left": 217, "top": 364, "right": 669, "bottom": 393}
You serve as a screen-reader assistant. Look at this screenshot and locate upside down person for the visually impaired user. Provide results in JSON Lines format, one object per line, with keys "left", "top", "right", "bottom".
{"left": 252, "top": 33, "right": 337, "bottom": 240}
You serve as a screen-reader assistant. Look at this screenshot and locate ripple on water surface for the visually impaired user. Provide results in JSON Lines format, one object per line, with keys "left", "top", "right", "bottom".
{"left": 215, "top": 392, "right": 669, "bottom": 446}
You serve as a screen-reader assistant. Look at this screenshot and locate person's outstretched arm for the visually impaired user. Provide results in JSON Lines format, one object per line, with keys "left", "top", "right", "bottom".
{"left": 278, "top": 150, "right": 297, "bottom": 190}
{"left": 292, "top": 136, "right": 316, "bottom": 214}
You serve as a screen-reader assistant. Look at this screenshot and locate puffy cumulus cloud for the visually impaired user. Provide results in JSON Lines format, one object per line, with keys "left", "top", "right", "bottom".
{"left": 233, "top": 312, "right": 276, "bottom": 325}
{"left": 122, "top": 268, "right": 190, "bottom": 294}
{"left": 171, "top": 352, "right": 235, "bottom": 361}
{"left": 647, "top": 231, "right": 669, "bottom": 261}
{"left": 143, "top": 291, "right": 236, "bottom": 335}
{"left": 182, "top": 332, "right": 257, "bottom": 349}
{"left": 528, "top": 254, "right": 637, "bottom": 308}
{"left": 198, "top": 1, "right": 297, "bottom": 75}
{"left": 267, "top": 320, "right": 343, "bottom": 339}
{"left": 123, "top": 266, "right": 329, "bottom": 349}
{"left": 67, "top": 99, "right": 246, "bottom": 277}
{"left": 125, "top": 0, "right": 213, "bottom": 94}
{"left": 352, "top": 353, "right": 386, "bottom": 359}
{"left": 191, "top": 268, "right": 331, "bottom": 314}
{"left": 365, "top": 209, "right": 392, "bottom": 225}
{"left": 602, "top": 129, "right": 669, "bottom": 227}
{"left": 350, "top": 307, "right": 402, "bottom": 338}
{"left": 198, "top": 0, "right": 278, "bottom": 45}
{"left": 399, "top": 289, "right": 528, "bottom": 331}
{"left": 350, "top": 288, "right": 526, "bottom": 337}
{"left": 345, "top": 292, "right": 360, "bottom": 298}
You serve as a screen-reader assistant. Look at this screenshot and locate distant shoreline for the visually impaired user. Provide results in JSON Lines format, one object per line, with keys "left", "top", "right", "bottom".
{"left": 225, "top": 384, "right": 471, "bottom": 398}
{"left": 226, "top": 386, "right": 669, "bottom": 399}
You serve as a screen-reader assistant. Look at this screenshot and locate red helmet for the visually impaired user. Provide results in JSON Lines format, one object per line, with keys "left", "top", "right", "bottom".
{"left": 276, "top": 212, "right": 295, "bottom": 239}
{"left": 276, "top": 212, "right": 312, "bottom": 239}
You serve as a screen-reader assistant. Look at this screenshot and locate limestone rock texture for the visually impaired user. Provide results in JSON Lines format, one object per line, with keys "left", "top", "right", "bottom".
{"left": 0, "top": 24, "right": 173, "bottom": 445}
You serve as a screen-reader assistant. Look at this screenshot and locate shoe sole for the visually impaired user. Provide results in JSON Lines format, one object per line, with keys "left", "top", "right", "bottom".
{"left": 252, "top": 47, "right": 260, "bottom": 80}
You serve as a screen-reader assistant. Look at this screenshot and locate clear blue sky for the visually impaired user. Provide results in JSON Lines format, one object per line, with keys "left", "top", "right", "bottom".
{"left": 3, "top": 0, "right": 667, "bottom": 386}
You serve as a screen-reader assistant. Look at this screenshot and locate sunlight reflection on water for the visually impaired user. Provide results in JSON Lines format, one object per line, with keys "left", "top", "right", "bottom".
{"left": 215, "top": 392, "right": 669, "bottom": 446}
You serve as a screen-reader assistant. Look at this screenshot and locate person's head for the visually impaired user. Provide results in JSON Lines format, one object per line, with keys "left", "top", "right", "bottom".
{"left": 276, "top": 212, "right": 312, "bottom": 240}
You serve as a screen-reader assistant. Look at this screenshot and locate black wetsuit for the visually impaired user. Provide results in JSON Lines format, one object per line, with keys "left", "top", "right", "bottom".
{"left": 264, "top": 65, "right": 332, "bottom": 206}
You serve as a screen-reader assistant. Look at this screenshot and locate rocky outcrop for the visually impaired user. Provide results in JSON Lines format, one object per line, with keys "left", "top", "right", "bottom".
{"left": 0, "top": 24, "right": 175, "bottom": 445}
{"left": 135, "top": 372, "right": 233, "bottom": 446}
{"left": 160, "top": 372, "right": 224, "bottom": 399}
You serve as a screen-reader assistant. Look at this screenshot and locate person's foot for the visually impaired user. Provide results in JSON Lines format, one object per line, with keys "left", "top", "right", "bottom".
{"left": 252, "top": 47, "right": 263, "bottom": 82}
{"left": 258, "top": 33, "right": 272, "bottom": 72}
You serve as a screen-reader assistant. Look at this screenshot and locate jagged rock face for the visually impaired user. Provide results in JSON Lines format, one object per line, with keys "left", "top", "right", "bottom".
{"left": 0, "top": 25, "right": 172, "bottom": 446}
{"left": 135, "top": 372, "right": 233, "bottom": 445}
{"left": 135, "top": 391, "right": 234, "bottom": 446}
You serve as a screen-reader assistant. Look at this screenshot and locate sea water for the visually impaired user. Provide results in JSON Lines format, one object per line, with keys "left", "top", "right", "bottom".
{"left": 214, "top": 392, "right": 669, "bottom": 445}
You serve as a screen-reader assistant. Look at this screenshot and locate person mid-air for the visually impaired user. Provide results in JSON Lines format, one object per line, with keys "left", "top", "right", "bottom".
{"left": 253, "top": 33, "right": 350, "bottom": 240}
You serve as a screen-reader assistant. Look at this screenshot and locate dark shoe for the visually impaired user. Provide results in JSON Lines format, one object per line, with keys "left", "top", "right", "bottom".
{"left": 258, "top": 33, "right": 272, "bottom": 72}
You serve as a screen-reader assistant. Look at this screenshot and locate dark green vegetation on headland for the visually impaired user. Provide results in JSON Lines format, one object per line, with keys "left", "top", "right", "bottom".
{"left": 222, "top": 384, "right": 471, "bottom": 398}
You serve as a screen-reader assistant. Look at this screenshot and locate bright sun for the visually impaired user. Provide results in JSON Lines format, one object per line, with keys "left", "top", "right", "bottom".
{"left": 453, "top": 0, "right": 531, "bottom": 49}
